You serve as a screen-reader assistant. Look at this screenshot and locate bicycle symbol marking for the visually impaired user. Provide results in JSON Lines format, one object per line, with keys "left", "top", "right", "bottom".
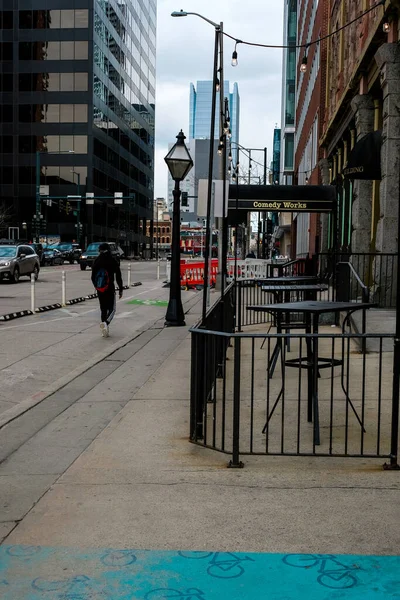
{"left": 283, "top": 554, "right": 360, "bottom": 589}
{"left": 6, "top": 545, "right": 42, "bottom": 558}
{"left": 144, "top": 587, "right": 205, "bottom": 600}
{"left": 178, "top": 551, "right": 254, "bottom": 579}
{"left": 100, "top": 549, "right": 137, "bottom": 567}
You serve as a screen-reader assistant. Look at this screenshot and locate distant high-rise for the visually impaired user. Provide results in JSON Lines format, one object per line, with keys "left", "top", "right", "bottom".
{"left": 189, "top": 81, "right": 240, "bottom": 162}
{"left": 167, "top": 80, "right": 240, "bottom": 223}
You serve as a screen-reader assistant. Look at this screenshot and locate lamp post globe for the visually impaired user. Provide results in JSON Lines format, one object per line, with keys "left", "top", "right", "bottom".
{"left": 164, "top": 130, "right": 193, "bottom": 326}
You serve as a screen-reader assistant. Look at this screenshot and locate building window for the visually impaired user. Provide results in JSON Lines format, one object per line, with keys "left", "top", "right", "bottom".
{"left": 0, "top": 12, "right": 13, "bottom": 29}
{"left": 18, "top": 10, "right": 88, "bottom": 29}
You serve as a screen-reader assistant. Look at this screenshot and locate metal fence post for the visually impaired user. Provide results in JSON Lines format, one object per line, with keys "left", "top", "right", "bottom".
{"left": 30, "top": 273, "right": 36, "bottom": 313}
{"left": 237, "top": 282, "right": 242, "bottom": 332}
{"left": 61, "top": 270, "right": 66, "bottom": 306}
{"left": 127, "top": 263, "right": 131, "bottom": 287}
{"left": 229, "top": 336, "right": 244, "bottom": 468}
{"left": 157, "top": 259, "right": 160, "bottom": 280}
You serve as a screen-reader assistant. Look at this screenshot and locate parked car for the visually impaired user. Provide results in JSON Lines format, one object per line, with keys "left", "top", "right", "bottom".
{"left": 79, "top": 242, "right": 120, "bottom": 270}
{"left": 47, "top": 242, "right": 82, "bottom": 264}
{"left": 115, "top": 245, "right": 125, "bottom": 260}
{"left": 42, "top": 248, "right": 64, "bottom": 266}
{"left": 0, "top": 244, "right": 40, "bottom": 283}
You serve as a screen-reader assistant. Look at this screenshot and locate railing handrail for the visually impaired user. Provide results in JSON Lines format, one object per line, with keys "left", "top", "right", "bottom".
{"left": 189, "top": 328, "right": 393, "bottom": 339}
{"left": 338, "top": 260, "right": 369, "bottom": 301}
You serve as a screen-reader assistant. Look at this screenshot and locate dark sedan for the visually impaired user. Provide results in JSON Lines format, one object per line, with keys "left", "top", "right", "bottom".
{"left": 42, "top": 248, "right": 64, "bottom": 266}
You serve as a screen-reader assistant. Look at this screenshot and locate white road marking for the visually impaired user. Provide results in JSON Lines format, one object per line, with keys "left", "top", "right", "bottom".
{"left": 0, "top": 285, "right": 162, "bottom": 331}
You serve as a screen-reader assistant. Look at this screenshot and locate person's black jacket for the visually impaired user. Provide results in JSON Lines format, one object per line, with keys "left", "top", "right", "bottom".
{"left": 91, "top": 251, "right": 123, "bottom": 292}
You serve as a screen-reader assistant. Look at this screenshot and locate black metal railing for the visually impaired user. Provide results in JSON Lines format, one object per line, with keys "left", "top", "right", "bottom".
{"left": 190, "top": 283, "right": 236, "bottom": 441}
{"left": 190, "top": 328, "right": 396, "bottom": 466}
{"left": 318, "top": 252, "right": 397, "bottom": 308}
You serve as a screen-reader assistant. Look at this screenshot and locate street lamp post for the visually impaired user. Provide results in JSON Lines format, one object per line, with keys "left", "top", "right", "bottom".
{"left": 164, "top": 130, "right": 193, "bottom": 326}
{"left": 35, "top": 149, "right": 74, "bottom": 243}
{"left": 172, "top": 10, "right": 223, "bottom": 320}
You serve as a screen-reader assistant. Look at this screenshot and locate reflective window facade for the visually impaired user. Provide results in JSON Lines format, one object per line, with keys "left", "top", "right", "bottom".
{"left": 0, "top": 0, "right": 156, "bottom": 252}
{"left": 189, "top": 80, "right": 240, "bottom": 164}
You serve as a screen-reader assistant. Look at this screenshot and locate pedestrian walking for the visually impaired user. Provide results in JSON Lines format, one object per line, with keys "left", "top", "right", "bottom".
{"left": 91, "top": 242, "right": 123, "bottom": 337}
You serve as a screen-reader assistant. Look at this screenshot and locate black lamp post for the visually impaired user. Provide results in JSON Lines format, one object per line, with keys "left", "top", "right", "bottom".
{"left": 164, "top": 130, "right": 193, "bottom": 326}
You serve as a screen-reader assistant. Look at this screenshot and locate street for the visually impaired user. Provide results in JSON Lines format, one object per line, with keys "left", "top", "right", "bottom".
{"left": 0, "top": 261, "right": 172, "bottom": 420}
{"left": 0, "top": 260, "right": 167, "bottom": 315}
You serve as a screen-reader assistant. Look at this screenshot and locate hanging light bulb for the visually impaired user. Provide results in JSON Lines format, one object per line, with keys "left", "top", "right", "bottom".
{"left": 383, "top": 21, "right": 391, "bottom": 33}
{"left": 232, "top": 172, "right": 237, "bottom": 181}
{"left": 216, "top": 77, "right": 220, "bottom": 92}
{"left": 300, "top": 54, "right": 308, "bottom": 73}
{"left": 226, "top": 116, "right": 230, "bottom": 125}
{"left": 217, "top": 144, "right": 224, "bottom": 156}
{"left": 228, "top": 152, "right": 232, "bottom": 162}
{"left": 305, "top": 176, "right": 309, "bottom": 184}
{"left": 249, "top": 162, "right": 252, "bottom": 170}
{"left": 228, "top": 165, "right": 231, "bottom": 174}
{"left": 223, "top": 122, "right": 229, "bottom": 134}
{"left": 227, "top": 129, "right": 232, "bottom": 139}
{"left": 231, "top": 50, "right": 238, "bottom": 67}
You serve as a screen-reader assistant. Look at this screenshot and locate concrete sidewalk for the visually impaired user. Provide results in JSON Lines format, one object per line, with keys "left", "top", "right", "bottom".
{"left": 0, "top": 291, "right": 399, "bottom": 598}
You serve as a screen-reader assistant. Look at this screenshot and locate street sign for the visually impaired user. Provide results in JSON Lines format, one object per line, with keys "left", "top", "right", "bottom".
{"left": 40, "top": 185, "right": 49, "bottom": 196}
{"left": 228, "top": 199, "right": 335, "bottom": 212}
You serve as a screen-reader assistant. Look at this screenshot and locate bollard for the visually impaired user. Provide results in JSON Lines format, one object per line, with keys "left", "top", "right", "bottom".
{"left": 157, "top": 259, "right": 160, "bottom": 281}
{"left": 127, "top": 263, "right": 131, "bottom": 287}
{"left": 61, "top": 270, "right": 66, "bottom": 306}
{"left": 30, "top": 273, "right": 36, "bottom": 313}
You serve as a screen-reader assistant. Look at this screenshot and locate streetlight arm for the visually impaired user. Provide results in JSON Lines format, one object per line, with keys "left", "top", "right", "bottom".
{"left": 171, "top": 10, "right": 220, "bottom": 29}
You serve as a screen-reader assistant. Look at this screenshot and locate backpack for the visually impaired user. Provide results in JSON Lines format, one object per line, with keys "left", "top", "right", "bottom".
{"left": 94, "top": 267, "right": 110, "bottom": 292}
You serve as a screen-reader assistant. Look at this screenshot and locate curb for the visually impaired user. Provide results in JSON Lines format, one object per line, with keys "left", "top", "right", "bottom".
{"left": 66, "top": 297, "right": 86, "bottom": 305}
{"left": 35, "top": 303, "right": 62, "bottom": 313}
{"left": 0, "top": 309, "right": 34, "bottom": 321}
{"left": 0, "top": 282, "right": 144, "bottom": 322}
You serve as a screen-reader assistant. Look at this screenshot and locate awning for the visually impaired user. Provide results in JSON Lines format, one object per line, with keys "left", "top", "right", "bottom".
{"left": 343, "top": 130, "right": 382, "bottom": 180}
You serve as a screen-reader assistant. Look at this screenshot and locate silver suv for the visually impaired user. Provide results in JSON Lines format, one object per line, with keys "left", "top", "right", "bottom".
{"left": 0, "top": 244, "right": 40, "bottom": 283}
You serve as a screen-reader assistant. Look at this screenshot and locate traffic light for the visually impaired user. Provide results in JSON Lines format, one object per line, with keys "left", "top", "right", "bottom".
{"left": 59, "top": 200, "right": 64, "bottom": 212}
{"left": 181, "top": 192, "right": 188, "bottom": 207}
{"left": 66, "top": 201, "right": 71, "bottom": 214}
{"left": 266, "top": 218, "right": 273, "bottom": 235}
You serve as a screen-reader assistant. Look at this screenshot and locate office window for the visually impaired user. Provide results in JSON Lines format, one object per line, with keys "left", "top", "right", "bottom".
{"left": 74, "top": 73, "right": 88, "bottom": 91}
{"left": 1, "top": 167, "right": 14, "bottom": 183}
{"left": 0, "top": 136, "right": 13, "bottom": 153}
{"left": 0, "top": 105, "right": 13, "bottom": 123}
{"left": 0, "top": 42, "right": 13, "bottom": 60}
{"left": 60, "top": 73, "right": 74, "bottom": 91}
{"left": 60, "top": 104, "right": 73, "bottom": 122}
{"left": 19, "top": 136, "right": 37, "bottom": 153}
{"left": 75, "top": 10, "right": 88, "bottom": 28}
{"left": 0, "top": 11, "right": 13, "bottom": 29}
{"left": 61, "top": 41, "right": 74, "bottom": 60}
{"left": 60, "top": 10, "right": 74, "bottom": 28}
{"left": 74, "top": 104, "right": 88, "bottom": 122}
{"left": 75, "top": 41, "right": 88, "bottom": 60}
{"left": 45, "top": 104, "right": 60, "bottom": 123}
{"left": 0, "top": 74, "right": 13, "bottom": 92}
{"left": 47, "top": 73, "right": 60, "bottom": 91}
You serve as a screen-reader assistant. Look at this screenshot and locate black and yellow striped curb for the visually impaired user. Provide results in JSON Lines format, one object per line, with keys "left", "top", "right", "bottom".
{"left": 0, "top": 282, "right": 144, "bottom": 322}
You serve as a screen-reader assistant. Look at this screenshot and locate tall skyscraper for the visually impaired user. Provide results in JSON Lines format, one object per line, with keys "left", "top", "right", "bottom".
{"left": 0, "top": 1, "right": 156, "bottom": 255}
{"left": 280, "top": 0, "right": 296, "bottom": 185}
{"left": 168, "top": 80, "right": 239, "bottom": 223}
{"left": 189, "top": 80, "right": 240, "bottom": 162}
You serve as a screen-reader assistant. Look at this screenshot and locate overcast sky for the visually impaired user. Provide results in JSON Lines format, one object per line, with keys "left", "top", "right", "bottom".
{"left": 154, "top": 0, "right": 284, "bottom": 198}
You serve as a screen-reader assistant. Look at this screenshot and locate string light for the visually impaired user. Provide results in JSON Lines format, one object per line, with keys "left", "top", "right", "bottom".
{"left": 216, "top": 77, "right": 220, "bottom": 92}
{"left": 300, "top": 54, "right": 308, "bottom": 73}
{"left": 224, "top": 0, "right": 385, "bottom": 58}
{"left": 383, "top": 21, "right": 391, "bottom": 33}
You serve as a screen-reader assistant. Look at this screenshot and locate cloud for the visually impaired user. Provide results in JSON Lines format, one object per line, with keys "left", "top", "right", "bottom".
{"left": 154, "top": 0, "right": 284, "bottom": 199}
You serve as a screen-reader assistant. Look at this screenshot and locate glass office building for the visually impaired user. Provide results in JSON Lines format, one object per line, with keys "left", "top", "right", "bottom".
{"left": 280, "top": 0, "right": 296, "bottom": 184}
{"left": 0, "top": 0, "right": 156, "bottom": 254}
{"left": 189, "top": 80, "right": 240, "bottom": 163}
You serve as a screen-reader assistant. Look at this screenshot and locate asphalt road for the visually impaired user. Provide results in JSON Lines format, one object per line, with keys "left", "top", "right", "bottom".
{"left": 0, "top": 260, "right": 168, "bottom": 315}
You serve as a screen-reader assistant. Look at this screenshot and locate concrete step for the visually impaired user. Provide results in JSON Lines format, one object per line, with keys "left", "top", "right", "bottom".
{"left": 347, "top": 308, "right": 395, "bottom": 352}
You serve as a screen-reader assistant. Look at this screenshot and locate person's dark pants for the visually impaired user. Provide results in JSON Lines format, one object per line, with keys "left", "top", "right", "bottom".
{"left": 98, "top": 288, "right": 116, "bottom": 325}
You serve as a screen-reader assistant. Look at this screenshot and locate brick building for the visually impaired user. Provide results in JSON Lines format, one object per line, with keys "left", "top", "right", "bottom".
{"left": 292, "top": 0, "right": 328, "bottom": 257}
{"left": 320, "top": 0, "right": 400, "bottom": 265}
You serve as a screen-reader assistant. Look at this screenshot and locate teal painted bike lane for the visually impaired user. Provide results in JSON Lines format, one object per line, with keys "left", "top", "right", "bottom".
{"left": 0, "top": 546, "right": 399, "bottom": 599}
